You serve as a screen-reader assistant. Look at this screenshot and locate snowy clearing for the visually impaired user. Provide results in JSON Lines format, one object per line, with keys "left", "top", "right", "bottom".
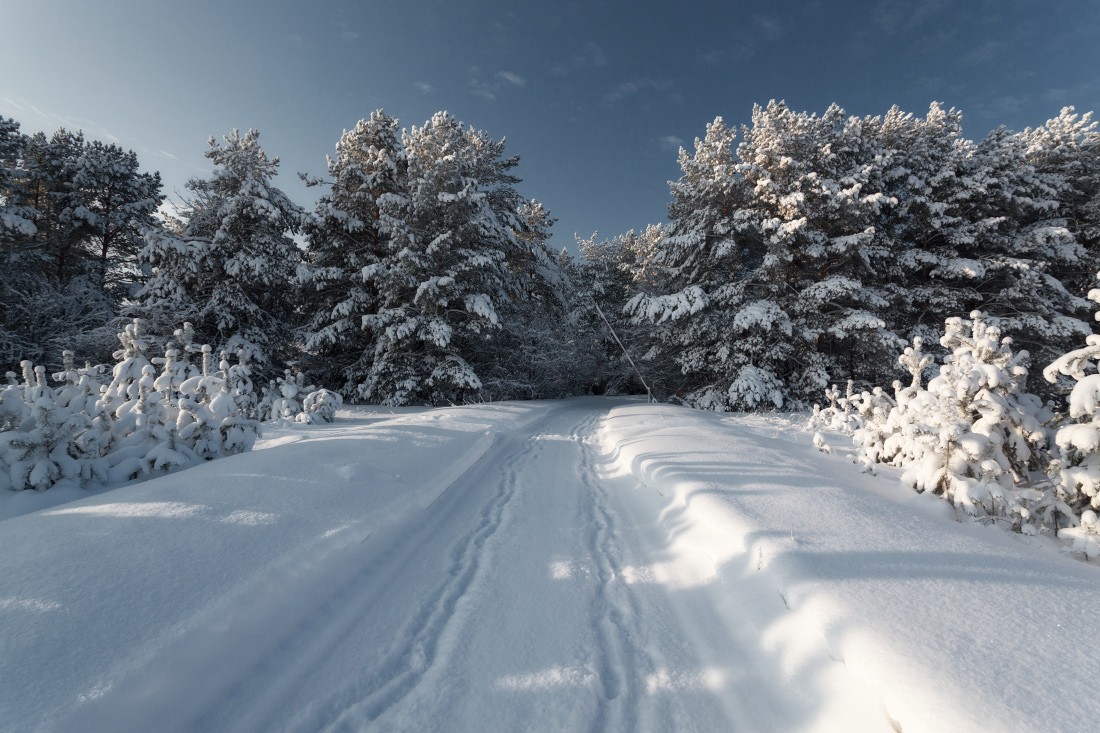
{"left": 1, "top": 398, "right": 1098, "bottom": 732}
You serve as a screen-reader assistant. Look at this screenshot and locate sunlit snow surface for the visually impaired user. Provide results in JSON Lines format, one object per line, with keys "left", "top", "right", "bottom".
{"left": 1, "top": 398, "right": 1097, "bottom": 732}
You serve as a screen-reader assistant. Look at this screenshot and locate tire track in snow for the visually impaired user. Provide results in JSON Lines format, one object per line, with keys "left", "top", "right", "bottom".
{"left": 83, "top": 409, "right": 562, "bottom": 733}
{"left": 576, "top": 414, "right": 662, "bottom": 733}
{"left": 317, "top": 416, "right": 550, "bottom": 730}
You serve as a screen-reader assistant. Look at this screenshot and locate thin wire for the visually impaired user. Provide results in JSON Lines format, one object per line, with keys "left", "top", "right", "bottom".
{"left": 589, "top": 294, "right": 654, "bottom": 403}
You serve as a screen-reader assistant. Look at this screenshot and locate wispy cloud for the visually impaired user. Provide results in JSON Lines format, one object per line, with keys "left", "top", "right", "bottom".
{"left": 497, "top": 71, "right": 526, "bottom": 87}
{"left": 468, "top": 68, "right": 526, "bottom": 102}
{"left": 1, "top": 96, "right": 119, "bottom": 143}
{"left": 658, "top": 135, "right": 684, "bottom": 151}
{"left": 415, "top": 82, "right": 435, "bottom": 95}
{"left": 960, "top": 39, "right": 1004, "bottom": 66}
{"left": 754, "top": 15, "right": 783, "bottom": 41}
{"left": 339, "top": 30, "right": 360, "bottom": 41}
{"left": 602, "top": 78, "right": 676, "bottom": 107}
{"left": 550, "top": 41, "right": 609, "bottom": 77}
{"left": 870, "top": 0, "right": 946, "bottom": 35}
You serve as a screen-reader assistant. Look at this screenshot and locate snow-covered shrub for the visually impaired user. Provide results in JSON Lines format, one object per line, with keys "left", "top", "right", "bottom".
{"left": 810, "top": 380, "right": 863, "bottom": 434}
{"left": 0, "top": 364, "right": 90, "bottom": 491}
{"left": 301, "top": 388, "right": 343, "bottom": 423}
{"left": 1060, "top": 510, "right": 1100, "bottom": 559}
{"left": 101, "top": 319, "right": 154, "bottom": 426}
{"left": 1, "top": 320, "right": 267, "bottom": 492}
{"left": 1, "top": 371, "right": 28, "bottom": 432}
{"left": 850, "top": 386, "right": 896, "bottom": 472}
{"left": 258, "top": 370, "right": 336, "bottom": 424}
{"left": 175, "top": 345, "right": 259, "bottom": 459}
{"left": 1041, "top": 274, "right": 1100, "bottom": 544}
{"left": 854, "top": 313, "right": 1049, "bottom": 528}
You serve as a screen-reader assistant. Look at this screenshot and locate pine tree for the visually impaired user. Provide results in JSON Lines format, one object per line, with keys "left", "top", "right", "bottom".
{"left": 138, "top": 129, "right": 305, "bottom": 370}
{"left": 2, "top": 122, "right": 161, "bottom": 370}
{"left": 625, "top": 117, "right": 751, "bottom": 408}
{"left": 959, "top": 124, "right": 1094, "bottom": 393}
{"left": 1018, "top": 107, "right": 1100, "bottom": 269}
{"left": 359, "top": 112, "right": 564, "bottom": 404}
{"left": 298, "top": 111, "right": 405, "bottom": 395}
{"left": 0, "top": 116, "right": 36, "bottom": 243}
{"left": 67, "top": 139, "right": 163, "bottom": 296}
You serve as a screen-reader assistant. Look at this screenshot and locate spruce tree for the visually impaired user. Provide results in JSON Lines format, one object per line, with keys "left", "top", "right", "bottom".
{"left": 359, "top": 112, "right": 564, "bottom": 405}
{"left": 138, "top": 129, "right": 305, "bottom": 371}
{"left": 298, "top": 111, "right": 405, "bottom": 395}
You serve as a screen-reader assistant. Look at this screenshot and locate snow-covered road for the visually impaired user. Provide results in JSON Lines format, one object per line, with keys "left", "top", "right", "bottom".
{"left": 2, "top": 398, "right": 1099, "bottom": 732}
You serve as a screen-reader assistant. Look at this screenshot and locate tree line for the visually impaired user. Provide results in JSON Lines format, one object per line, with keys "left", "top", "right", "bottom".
{"left": 2, "top": 101, "right": 1099, "bottom": 409}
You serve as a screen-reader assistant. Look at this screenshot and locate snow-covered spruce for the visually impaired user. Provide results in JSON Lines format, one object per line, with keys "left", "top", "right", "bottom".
{"left": 0, "top": 320, "right": 276, "bottom": 492}
{"left": 297, "top": 111, "right": 405, "bottom": 397}
{"left": 258, "top": 369, "right": 343, "bottom": 424}
{"left": 356, "top": 111, "right": 567, "bottom": 405}
{"left": 1042, "top": 273, "right": 1100, "bottom": 555}
{"left": 135, "top": 129, "right": 305, "bottom": 371}
{"left": 853, "top": 312, "right": 1049, "bottom": 529}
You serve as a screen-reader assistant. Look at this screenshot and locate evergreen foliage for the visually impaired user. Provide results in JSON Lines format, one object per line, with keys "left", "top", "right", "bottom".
{"left": 630, "top": 102, "right": 1099, "bottom": 409}
{"left": 137, "top": 129, "right": 305, "bottom": 371}
{"left": 0, "top": 320, "right": 263, "bottom": 492}
{"left": 1, "top": 119, "right": 163, "bottom": 369}
{"left": 297, "top": 111, "right": 405, "bottom": 394}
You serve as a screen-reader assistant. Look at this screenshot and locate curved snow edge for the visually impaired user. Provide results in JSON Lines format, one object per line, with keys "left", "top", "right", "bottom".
{"left": 594, "top": 403, "right": 1018, "bottom": 733}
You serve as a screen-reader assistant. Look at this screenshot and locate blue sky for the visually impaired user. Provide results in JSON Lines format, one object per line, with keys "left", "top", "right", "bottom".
{"left": 2, "top": 0, "right": 1098, "bottom": 250}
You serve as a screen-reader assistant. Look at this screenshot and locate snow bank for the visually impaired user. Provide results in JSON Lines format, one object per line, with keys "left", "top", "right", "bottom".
{"left": 597, "top": 403, "right": 1100, "bottom": 733}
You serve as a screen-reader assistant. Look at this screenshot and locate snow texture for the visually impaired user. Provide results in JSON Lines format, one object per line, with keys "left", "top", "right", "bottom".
{"left": 2, "top": 399, "right": 1097, "bottom": 732}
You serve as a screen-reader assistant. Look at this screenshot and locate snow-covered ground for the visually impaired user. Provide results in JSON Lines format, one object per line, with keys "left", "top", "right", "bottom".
{"left": 2, "top": 398, "right": 1098, "bottom": 732}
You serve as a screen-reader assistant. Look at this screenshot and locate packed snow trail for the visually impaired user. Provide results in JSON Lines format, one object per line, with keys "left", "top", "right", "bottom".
{"left": 3, "top": 399, "right": 1099, "bottom": 732}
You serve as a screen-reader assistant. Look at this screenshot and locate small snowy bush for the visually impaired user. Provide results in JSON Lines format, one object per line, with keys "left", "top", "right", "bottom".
{"left": 258, "top": 370, "right": 340, "bottom": 424}
{"left": 0, "top": 319, "right": 276, "bottom": 492}
{"left": 853, "top": 313, "right": 1049, "bottom": 530}
{"left": 1042, "top": 273, "right": 1100, "bottom": 548}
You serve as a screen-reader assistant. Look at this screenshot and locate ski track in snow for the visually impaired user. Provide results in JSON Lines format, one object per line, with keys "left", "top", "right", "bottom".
{"left": 320, "top": 419, "right": 539, "bottom": 729}
{"left": 72, "top": 408, "right": 560, "bottom": 732}
{"left": 580, "top": 416, "right": 659, "bottom": 733}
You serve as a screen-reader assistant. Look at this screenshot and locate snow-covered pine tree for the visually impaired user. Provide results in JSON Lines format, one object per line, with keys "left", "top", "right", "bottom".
{"left": 873, "top": 103, "right": 979, "bottom": 350}
{"left": 298, "top": 111, "right": 406, "bottom": 395}
{"left": 632, "top": 104, "right": 905, "bottom": 410}
{"left": 1042, "top": 274, "right": 1100, "bottom": 547}
{"left": 0, "top": 116, "right": 36, "bottom": 245}
{"left": 359, "top": 112, "right": 564, "bottom": 405}
{"left": 472, "top": 198, "right": 577, "bottom": 400}
{"left": 137, "top": 129, "right": 305, "bottom": 371}
{"left": 739, "top": 103, "right": 903, "bottom": 400}
{"left": 625, "top": 117, "right": 753, "bottom": 409}
{"left": 960, "top": 124, "right": 1094, "bottom": 394}
{"left": 66, "top": 138, "right": 163, "bottom": 296}
{"left": 1, "top": 123, "right": 156, "bottom": 369}
{"left": 1017, "top": 108, "right": 1100, "bottom": 287}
